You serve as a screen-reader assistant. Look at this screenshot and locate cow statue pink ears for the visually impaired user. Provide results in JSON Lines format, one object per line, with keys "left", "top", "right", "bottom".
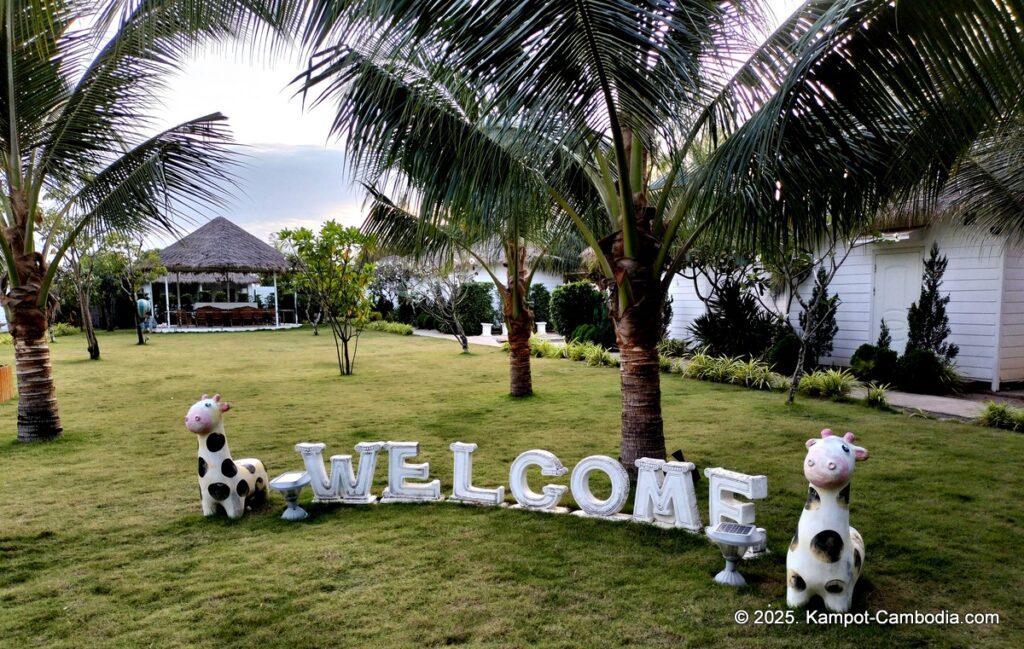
{"left": 786, "top": 428, "right": 869, "bottom": 612}
{"left": 185, "top": 394, "right": 268, "bottom": 519}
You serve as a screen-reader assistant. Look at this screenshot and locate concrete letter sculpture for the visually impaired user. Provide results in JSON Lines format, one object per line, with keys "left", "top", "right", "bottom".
{"left": 786, "top": 428, "right": 868, "bottom": 611}
{"left": 186, "top": 394, "right": 268, "bottom": 519}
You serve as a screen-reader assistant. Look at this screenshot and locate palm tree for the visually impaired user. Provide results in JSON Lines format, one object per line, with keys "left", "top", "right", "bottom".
{"left": 1, "top": 1, "right": 288, "bottom": 442}
{"left": 364, "top": 188, "right": 580, "bottom": 397}
{"left": 294, "top": 0, "right": 1024, "bottom": 471}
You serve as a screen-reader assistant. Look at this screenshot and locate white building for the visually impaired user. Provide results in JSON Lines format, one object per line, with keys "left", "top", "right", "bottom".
{"left": 666, "top": 222, "right": 1024, "bottom": 391}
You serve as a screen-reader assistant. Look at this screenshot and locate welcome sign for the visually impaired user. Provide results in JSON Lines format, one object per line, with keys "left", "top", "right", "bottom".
{"left": 294, "top": 441, "right": 768, "bottom": 538}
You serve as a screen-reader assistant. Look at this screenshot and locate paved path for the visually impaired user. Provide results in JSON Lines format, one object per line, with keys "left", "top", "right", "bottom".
{"left": 411, "top": 329, "right": 988, "bottom": 420}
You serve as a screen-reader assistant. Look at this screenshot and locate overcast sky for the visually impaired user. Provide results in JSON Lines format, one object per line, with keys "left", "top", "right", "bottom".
{"left": 152, "top": 0, "right": 802, "bottom": 246}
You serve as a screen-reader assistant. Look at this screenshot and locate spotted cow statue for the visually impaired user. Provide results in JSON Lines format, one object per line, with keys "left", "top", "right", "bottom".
{"left": 185, "top": 394, "right": 268, "bottom": 519}
{"left": 786, "top": 428, "right": 869, "bottom": 612}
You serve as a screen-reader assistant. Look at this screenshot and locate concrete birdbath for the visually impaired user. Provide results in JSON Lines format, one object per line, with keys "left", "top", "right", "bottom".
{"left": 269, "top": 471, "right": 312, "bottom": 521}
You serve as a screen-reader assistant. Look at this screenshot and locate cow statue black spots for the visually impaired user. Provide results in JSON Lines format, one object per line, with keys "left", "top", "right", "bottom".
{"left": 185, "top": 394, "right": 268, "bottom": 519}
{"left": 786, "top": 428, "right": 868, "bottom": 612}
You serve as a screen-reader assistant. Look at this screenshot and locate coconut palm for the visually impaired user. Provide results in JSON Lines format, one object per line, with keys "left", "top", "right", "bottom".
{"left": 294, "top": 0, "right": 1024, "bottom": 470}
{"left": 364, "top": 187, "right": 582, "bottom": 397}
{"left": 0, "top": 1, "right": 290, "bottom": 442}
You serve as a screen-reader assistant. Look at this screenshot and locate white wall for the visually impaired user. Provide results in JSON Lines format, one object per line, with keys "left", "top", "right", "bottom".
{"left": 999, "top": 243, "right": 1024, "bottom": 384}
{"left": 666, "top": 273, "right": 712, "bottom": 340}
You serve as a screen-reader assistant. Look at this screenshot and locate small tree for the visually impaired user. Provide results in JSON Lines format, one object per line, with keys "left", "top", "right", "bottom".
{"left": 409, "top": 267, "right": 476, "bottom": 353}
{"left": 906, "top": 243, "right": 959, "bottom": 360}
{"left": 799, "top": 267, "right": 841, "bottom": 368}
{"left": 529, "top": 284, "right": 551, "bottom": 326}
{"left": 278, "top": 223, "right": 376, "bottom": 376}
{"left": 95, "top": 234, "right": 165, "bottom": 345}
{"left": 877, "top": 319, "right": 892, "bottom": 349}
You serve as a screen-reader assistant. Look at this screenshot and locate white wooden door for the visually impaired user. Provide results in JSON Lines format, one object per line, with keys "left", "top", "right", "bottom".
{"left": 872, "top": 250, "right": 924, "bottom": 352}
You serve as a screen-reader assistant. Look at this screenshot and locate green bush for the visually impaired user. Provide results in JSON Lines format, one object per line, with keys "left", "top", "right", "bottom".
{"left": 799, "top": 369, "right": 858, "bottom": 398}
{"left": 977, "top": 401, "right": 1024, "bottom": 431}
{"left": 457, "top": 282, "right": 496, "bottom": 336}
{"left": 896, "top": 348, "right": 956, "bottom": 395}
{"left": 0, "top": 333, "right": 12, "bottom": 345}
{"left": 582, "top": 342, "right": 616, "bottom": 367}
{"left": 864, "top": 382, "right": 891, "bottom": 409}
{"left": 549, "top": 282, "right": 604, "bottom": 336}
{"left": 767, "top": 331, "right": 802, "bottom": 375}
{"left": 850, "top": 344, "right": 898, "bottom": 383}
{"left": 682, "top": 350, "right": 784, "bottom": 391}
{"left": 658, "top": 355, "right": 677, "bottom": 373}
{"left": 529, "top": 337, "right": 564, "bottom": 359}
{"left": 529, "top": 284, "right": 551, "bottom": 325}
{"left": 657, "top": 338, "right": 690, "bottom": 358}
{"left": 688, "top": 279, "right": 778, "bottom": 359}
{"left": 564, "top": 340, "right": 587, "bottom": 361}
{"left": 51, "top": 323, "right": 81, "bottom": 337}
{"left": 365, "top": 321, "right": 413, "bottom": 335}
{"left": 729, "top": 358, "right": 781, "bottom": 391}
{"left": 413, "top": 312, "right": 438, "bottom": 330}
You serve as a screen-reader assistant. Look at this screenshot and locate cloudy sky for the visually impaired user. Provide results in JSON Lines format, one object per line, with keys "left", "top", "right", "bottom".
{"left": 152, "top": 0, "right": 802, "bottom": 245}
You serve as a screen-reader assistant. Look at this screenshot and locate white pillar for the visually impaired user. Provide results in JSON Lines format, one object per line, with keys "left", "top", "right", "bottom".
{"left": 163, "top": 276, "right": 171, "bottom": 326}
{"left": 294, "top": 288, "right": 299, "bottom": 324}
{"left": 273, "top": 272, "right": 280, "bottom": 328}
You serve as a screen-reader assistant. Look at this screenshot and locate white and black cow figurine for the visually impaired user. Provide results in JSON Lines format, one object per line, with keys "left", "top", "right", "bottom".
{"left": 786, "top": 428, "right": 869, "bottom": 612}
{"left": 185, "top": 394, "right": 268, "bottom": 519}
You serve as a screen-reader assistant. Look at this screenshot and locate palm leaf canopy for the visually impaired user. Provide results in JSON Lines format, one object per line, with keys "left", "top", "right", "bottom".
{"left": 0, "top": 0, "right": 294, "bottom": 297}
{"left": 296, "top": 0, "right": 1024, "bottom": 260}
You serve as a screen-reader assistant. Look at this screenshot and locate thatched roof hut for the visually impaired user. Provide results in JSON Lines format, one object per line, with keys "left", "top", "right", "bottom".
{"left": 157, "top": 216, "right": 288, "bottom": 273}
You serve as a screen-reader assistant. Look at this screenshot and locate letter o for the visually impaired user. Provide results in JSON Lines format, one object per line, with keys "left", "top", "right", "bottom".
{"left": 570, "top": 455, "right": 630, "bottom": 517}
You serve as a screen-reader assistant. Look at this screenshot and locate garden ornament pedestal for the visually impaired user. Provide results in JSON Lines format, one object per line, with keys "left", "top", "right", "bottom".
{"left": 270, "top": 471, "right": 312, "bottom": 521}
{"left": 500, "top": 322, "right": 508, "bottom": 336}
{"left": 706, "top": 522, "right": 766, "bottom": 586}
{"left": 480, "top": 323, "right": 494, "bottom": 336}
{"left": 536, "top": 322, "right": 547, "bottom": 335}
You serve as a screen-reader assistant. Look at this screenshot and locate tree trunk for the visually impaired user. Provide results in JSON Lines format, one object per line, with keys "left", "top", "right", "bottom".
{"left": 5, "top": 281, "right": 63, "bottom": 442}
{"left": 501, "top": 246, "right": 534, "bottom": 397}
{"left": 602, "top": 203, "right": 667, "bottom": 477}
{"left": 78, "top": 290, "right": 100, "bottom": 360}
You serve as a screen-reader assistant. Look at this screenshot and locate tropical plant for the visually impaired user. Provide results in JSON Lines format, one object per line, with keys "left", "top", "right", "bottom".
{"left": 864, "top": 382, "right": 891, "bottom": 410}
{"left": 0, "top": 1, "right": 286, "bottom": 441}
{"left": 362, "top": 192, "right": 580, "bottom": 395}
{"left": 364, "top": 321, "right": 413, "bottom": 335}
{"left": 688, "top": 279, "right": 778, "bottom": 359}
{"left": 294, "top": 0, "right": 1024, "bottom": 470}
{"left": 657, "top": 338, "right": 690, "bottom": 359}
{"left": 799, "top": 267, "right": 840, "bottom": 368}
{"left": 977, "top": 401, "right": 1024, "bottom": 432}
{"left": 798, "top": 369, "right": 858, "bottom": 399}
{"left": 277, "top": 223, "right": 376, "bottom": 375}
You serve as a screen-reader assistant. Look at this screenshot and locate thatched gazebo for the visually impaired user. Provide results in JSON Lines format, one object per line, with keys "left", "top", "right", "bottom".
{"left": 152, "top": 217, "right": 292, "bottom": 328}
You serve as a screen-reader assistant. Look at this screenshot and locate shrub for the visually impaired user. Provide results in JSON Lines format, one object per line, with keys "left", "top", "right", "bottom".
{"left": 896, "top": 348, "right": 954, "bottom": 395}
{"left": 582, "top": 343, "right": 616, "bottom": 367}
{"left": 767, "top": 331, "right": 801, "bottom": 375}
{"left": 799, "top": 267, "right": 840, "bottom": 367}
{"left": 906, "top": 243, "right": 959, "bottom": 361}
{"left": 0, "top": 333, "right": 12, "bottom": 345}
{"left": 799, "top": 369, "right": 858, "bottom": 398}
{"left": 457, "top": 282, "right": 496, "bottom": 336}
{"left": 688, "top": 278, "right": 777, "bottom": 358}
{"left": 529, "top": 284, "right": 551, "bottom": 325}
{"left": 657, "top": 337, "right": 690, "bottom": 358}
{"left": 549, "top": 282, "right": 604, "bottom": 336}
{"left": 413, "top": 312, "right": 438, "bottom": 330}
{"left": 864, "top": 382, "right": 891, "bottom": 409}
{"left": 658, "top": 355, "right": 677, "bottom": 373}
{"left": 365, "top": 321, "right": 413, "bottom": 335}
{"left": 977, "top": 401, "right": 1024, "bottom": 431}
{"left": 51, "top": 323, "right": 81, "bottom": 337}
{"left": 529, "top": 337, "right": 564, "bottom": 359}
{"left": 729, "top": 358, "right": 779, "bottom": 391}
{"left": 564, "top": 340, "right": 587, "bottom": 361}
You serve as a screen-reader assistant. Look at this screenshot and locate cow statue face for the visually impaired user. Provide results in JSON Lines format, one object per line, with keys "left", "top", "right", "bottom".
{"left": 185, "top": 394, "right": 230, "bottom": 435}
{"left": 803, "top": 428, "right": 868, "bottom": 489}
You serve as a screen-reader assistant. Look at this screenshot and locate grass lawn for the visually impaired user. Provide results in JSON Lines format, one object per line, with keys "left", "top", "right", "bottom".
{"left": 1, "top": 329, "right": 1022, "bottom": 648}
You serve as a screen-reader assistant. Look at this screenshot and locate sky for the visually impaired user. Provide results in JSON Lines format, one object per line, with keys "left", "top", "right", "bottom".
{"left": 152, "top": 0, "right": 803, "bottom": 246}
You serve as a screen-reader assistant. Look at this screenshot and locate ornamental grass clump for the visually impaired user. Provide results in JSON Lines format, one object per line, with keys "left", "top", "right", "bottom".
{"left": 864, "top": 382, "right": 891, "bottom": 409}
{"left": 365, "top": 321, "right": 414, "bottom": 335}
{"left": 799, "top": 369, "right": 858, "bottom": 399}
{"left": 977, "top": 402, "right": 1024, "bottom": 432}
{"left": 529, "top": 337, "right": 564, "bottom": 359}
{"left": 729, "top": 358, "right": 784, "bottom": 391}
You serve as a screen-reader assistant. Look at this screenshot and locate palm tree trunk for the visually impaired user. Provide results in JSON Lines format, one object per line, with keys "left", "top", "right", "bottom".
{"left": 501, "top": 251, "right": 534, "bottom": 397}
{"left": 604, "top": 222, "right": 667, "bottom": 477}
{"left": 78, "top": 290, "right": 100, "bottom": 360}
{"left": 6, "top": 284, "right": 62, "bottom": 442}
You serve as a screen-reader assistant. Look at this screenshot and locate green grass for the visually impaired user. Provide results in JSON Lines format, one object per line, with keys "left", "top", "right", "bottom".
{"left": 0, "top": 329, "right": 1021, "bottom": 648}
